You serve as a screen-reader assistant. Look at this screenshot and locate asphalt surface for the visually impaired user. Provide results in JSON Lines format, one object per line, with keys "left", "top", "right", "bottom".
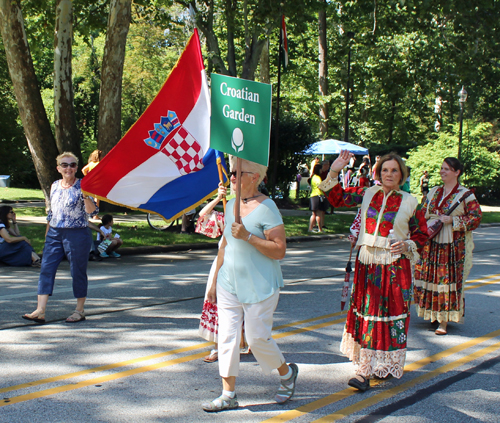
{"left": 1, "top": 226, "right": 500, "bottom": 422}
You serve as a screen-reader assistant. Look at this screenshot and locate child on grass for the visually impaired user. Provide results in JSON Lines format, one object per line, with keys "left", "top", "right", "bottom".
{"left": 96, "top": 214, "right": 123, "bottom": 258}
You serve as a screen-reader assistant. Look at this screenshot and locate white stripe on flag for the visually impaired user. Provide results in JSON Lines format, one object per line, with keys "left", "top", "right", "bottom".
{"left": 106, "top": 70, "right": 211, "bottom": 208}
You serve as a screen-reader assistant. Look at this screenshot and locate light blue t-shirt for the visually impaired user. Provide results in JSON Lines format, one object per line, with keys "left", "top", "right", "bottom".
{"left": 217, "top": 198, "right": 285, "bottom": 304}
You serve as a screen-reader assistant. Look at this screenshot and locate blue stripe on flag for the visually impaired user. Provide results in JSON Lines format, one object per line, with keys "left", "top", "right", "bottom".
{"left": 139, "top": 149, "right": 227, "bottom": 221}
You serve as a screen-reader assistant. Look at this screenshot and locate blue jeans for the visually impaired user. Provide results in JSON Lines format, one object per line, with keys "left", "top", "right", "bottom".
{"left": 38, "top": 227, "right": 91, "bottom": 298}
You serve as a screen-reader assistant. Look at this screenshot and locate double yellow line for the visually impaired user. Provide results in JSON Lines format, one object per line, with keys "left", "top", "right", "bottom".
{"left": 262, "top": 328, "right": 500, "bottom": 422}
{"left": 1, "top": 275, "right": 498, "bottom": 411}
{"left": 0, "top": 311, "right": 346, "bottom": 407}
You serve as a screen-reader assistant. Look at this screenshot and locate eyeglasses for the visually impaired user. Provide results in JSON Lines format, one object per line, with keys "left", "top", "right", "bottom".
{"left": 229, "top": 171, "right": 255, "bottom": 178}
{"left": 59, "top": 162, "right": 77, "bottom": 168}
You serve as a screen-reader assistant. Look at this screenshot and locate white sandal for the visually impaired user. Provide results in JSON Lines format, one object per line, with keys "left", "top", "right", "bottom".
{"left": 66, "top": 310, "right": 86, "bottom": 323}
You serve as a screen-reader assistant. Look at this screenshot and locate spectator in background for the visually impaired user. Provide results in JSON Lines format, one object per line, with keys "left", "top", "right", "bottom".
{"left": 309, "top": 156, "right": 320, "bottom": 174}
{"left": 308, "top": 164, "right": 328, "bottom": 233}
{"left": 371, "top": 156, "right": 381, "bottom": 185}
{"left": 96, "top": 214, "right": 123, "bottom": 258}
{"left": 420, "top": 170, "right": 430, "bottom": 197}
{"left": 357, "top": 157, "right": 371, "bottom": 187}
{"left": 0, "top": 206, "right": 41, "bottom": 267}
{"left": 401, "top": 166, "right": 411, "bottom": 193}
{"left": 82, "top": 149, "right": 102, "bottom": 216}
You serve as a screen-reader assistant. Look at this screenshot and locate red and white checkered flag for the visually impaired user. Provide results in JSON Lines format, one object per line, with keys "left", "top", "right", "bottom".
{"left": 161, "top": 126, "right": 204, "bottom": 175}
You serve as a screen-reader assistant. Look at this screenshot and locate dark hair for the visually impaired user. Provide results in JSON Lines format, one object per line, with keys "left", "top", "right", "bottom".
{"left": 443, "top": 157, "right": 464, "bottom": 177}
{"left": 307, "top": 164, "right": 323, "bottom": 185}
{"left": 374, "top": 153, "right": 408, "bottom": 186}
{"left": 0, "top": 206, "right": 13, "bottom": 228}
{"left": 101, "top": 214, "right": 113, "bottom": 226}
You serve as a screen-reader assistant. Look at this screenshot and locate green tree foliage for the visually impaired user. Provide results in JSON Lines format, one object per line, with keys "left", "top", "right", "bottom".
{"left": 268, "top": 114, "right": 317, "bottom": 198}
{"left": 406, "top": 121, "right": 500, "bottom": 198}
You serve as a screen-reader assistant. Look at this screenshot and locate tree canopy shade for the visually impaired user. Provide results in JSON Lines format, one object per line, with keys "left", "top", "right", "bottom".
{"left": 0, "top": 0, "right": 499, "bottom": 203}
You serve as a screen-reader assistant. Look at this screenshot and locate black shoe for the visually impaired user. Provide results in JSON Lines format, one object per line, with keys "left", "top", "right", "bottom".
{"left": 348, "top": 375, "right": 369, "bottom": 392}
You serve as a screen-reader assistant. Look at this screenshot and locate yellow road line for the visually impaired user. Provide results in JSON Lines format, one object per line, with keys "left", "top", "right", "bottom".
{"left": 466, "top": 273, "right": 500, "bottom": 284}
{"left": 261, "top": 328, "right": 500, "bottom": 422}
{"left": 274, "top": 311, "right": 346, "bottom": 331}
{"left": 0, "top": 316, "right": 343, "bottom": 404}
{"left": 314, "top": 340, "right": 500, "bottom": 422}
{"left": 464, "top": 277, "right": 500, "bottom": 291}
{"left": 0, "top": 341, "right": 213, "bottom": 394}
{"left": 1, "top": 350, "right": 208, "bottom": 406}
{"left": 1, "top": 275, "right": 498, "bottom": 407}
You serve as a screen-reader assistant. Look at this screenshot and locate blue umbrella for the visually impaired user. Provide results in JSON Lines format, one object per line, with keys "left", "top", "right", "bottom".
{"left": 304, "top": 139, "right": 368, "bottom": 156}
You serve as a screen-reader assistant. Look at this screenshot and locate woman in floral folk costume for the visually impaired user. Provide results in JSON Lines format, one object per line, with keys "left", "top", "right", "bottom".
{"left": 328, "top": 151, "right": 428, "bottom": 392}
{"left": 414, "top": 158, "right": 482, "bottom": 335}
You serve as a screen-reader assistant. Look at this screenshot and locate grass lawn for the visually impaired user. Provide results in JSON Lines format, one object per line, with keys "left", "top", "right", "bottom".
{"left": 8, "top": 197, "right": 500, "bottom": 255}
{"left": 0, "top": 187, "right": 45, "bottom": 202}
{"left": 17, "top": 208, "right": 354, "bottom": 254}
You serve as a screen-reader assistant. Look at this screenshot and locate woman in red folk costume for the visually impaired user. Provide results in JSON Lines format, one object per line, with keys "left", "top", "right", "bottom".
{"left": 413, "top": 158, "right": 482, "bottom": 336}
{"left": 328, "top": 151, "right": 428, "bottom": 392}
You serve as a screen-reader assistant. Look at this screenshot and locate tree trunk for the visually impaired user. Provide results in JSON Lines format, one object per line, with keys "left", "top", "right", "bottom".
{"left": 318, "top": 0, "right": 328, "bottom": 138}
{"left": 241, "top": 30, "right": 266, "bottom": 80}
{"left": 54, "top": 0, "right": 82, "bottom": 163}
{"left": 388, "top": 97, "right": 396, "bottom": 144}
{"left": 226, "top": 0, "right": 237, "bottom": 76}
{"left": 0, "top": 0, "right": 59, "bottom": 203}
{"left": 195, "top": 0, "right": 229, "bottom": 75}
{"left": 259, "top": 38, "right": 270, "bottom": 84}
{"left": 97, "top": 0, "right": 131, "bottom": 155}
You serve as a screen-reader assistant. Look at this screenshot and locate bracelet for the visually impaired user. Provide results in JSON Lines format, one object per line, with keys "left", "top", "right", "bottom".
{"left": 247, "top": 233, "right": 252, "bottom": 242}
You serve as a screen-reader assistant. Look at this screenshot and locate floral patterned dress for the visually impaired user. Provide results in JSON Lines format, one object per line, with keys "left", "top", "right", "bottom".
{"left": 198, "top": 212, "right": 225, "bottom": 342}
{"left": 413, "top": 185, "right": 482, "bottom": 324}
{"left": 329, "top": 184, "right": 428, "bottom": 379}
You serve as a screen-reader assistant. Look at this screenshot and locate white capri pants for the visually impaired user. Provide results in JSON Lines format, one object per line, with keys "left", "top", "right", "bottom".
{"left": 217, "top": 284, "right": 285, "bottom": 378}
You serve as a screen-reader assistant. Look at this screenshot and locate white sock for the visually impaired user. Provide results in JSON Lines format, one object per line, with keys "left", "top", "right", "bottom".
{"left": 222, "top": 390, "right": 235, "bottom": 398}
{"left": 280, "top": 366, "right": 293, "bottom": 381}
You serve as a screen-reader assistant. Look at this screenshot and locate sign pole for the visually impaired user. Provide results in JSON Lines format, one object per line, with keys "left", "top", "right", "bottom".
{"left": 216, "top": 157, "right": 227, "bottom": 214}
{"left": 234, "top": 158, "right": 242, "bottom": 223}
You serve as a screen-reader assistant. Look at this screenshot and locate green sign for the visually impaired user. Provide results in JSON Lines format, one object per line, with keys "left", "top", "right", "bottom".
{"left": 210, "top": 73, "right": 272, "bottom": 166}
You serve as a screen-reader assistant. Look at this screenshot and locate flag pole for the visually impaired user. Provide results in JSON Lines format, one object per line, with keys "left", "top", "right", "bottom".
{"left": 216, "top": 157, "right": 227, "bottom": 214}
{"left": 234, "top": 157, "right": 242, "bottom": 223}
{"left": 270, "top": 13, "right": 284, "bottom": 200}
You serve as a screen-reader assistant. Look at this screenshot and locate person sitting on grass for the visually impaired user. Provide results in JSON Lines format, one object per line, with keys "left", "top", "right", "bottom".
{"left": 0, "top": 206, "right": 41, "bottom": 267}
{"left": 96, "top": 214, "right": 123, "bottom": 258}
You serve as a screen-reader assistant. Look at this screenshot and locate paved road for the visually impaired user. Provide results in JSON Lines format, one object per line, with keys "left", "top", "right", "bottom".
{"left": 1, "top": 228, "right": 499, "bottom": 422}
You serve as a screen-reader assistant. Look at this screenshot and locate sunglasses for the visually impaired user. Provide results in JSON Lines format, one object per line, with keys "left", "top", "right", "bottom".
{"left": 59, "top": 162, "right": 77, "bottom": 168}
{"left": 229, "top": 171, "right": 255, "bottom": 178}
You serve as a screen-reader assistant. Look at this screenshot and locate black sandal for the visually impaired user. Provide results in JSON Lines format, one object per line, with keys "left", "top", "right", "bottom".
{"left": 348, "top": 375, "right": 370, "bottom": 392}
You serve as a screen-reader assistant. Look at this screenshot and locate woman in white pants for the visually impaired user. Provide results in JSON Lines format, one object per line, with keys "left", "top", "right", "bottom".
{"left": 201, "top": 158, "right": 298, "bottom": 412}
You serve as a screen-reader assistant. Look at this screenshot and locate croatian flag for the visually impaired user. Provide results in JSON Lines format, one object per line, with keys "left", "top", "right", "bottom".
{"left": 81, "top": 29, "right": 227, "bottom": 221}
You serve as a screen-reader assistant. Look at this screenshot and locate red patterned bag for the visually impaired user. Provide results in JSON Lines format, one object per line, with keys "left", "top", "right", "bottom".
{"left": 195, "top": 210, "right": 224, "bottom": 238}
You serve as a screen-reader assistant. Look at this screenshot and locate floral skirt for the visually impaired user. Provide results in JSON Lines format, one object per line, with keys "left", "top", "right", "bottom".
{"left": 413, "top": 232, "right": 472, "bottom": 324}
{"left": 198, "top": 257, "right": 218, "bottom": 342}
{"left": 340, "top": 257, "right": 413, "bottom": 379}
